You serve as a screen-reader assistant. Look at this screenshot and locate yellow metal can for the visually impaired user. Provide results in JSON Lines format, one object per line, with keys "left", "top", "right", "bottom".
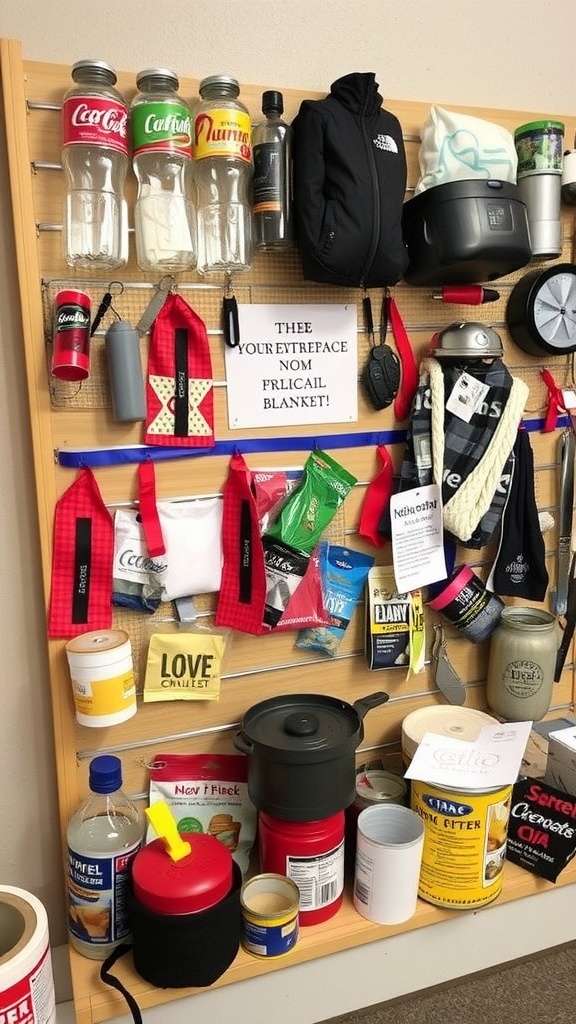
{"left": 411, "top": 779, "right": 512, "bottom": 909}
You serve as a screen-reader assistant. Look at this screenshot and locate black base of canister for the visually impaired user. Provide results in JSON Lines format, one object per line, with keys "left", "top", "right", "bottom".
{"left": 128, "top": 862, "right": 242, "bottom": 988}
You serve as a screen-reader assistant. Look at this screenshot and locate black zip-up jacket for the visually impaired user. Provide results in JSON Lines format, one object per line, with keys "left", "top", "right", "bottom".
{"left": 292, "top": 72, "right": 408, "bottom": 288}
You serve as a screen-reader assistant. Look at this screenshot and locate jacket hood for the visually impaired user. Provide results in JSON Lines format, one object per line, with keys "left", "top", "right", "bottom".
{"left": 329, "top": 72, "right": 383, "bottom": 116}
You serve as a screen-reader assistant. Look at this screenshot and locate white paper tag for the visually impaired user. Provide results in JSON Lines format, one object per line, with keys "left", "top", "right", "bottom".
{"left": 562, "top": 388, "right": 576, "bottom": 411}
{"left": 389, "top": 483, "right": 447, "bottom": 592}
{"left": 445, "top": 372, "right": 490, "bottom": 422}
{"left": 404, "top": 721, "right": 533, "bottom": 789}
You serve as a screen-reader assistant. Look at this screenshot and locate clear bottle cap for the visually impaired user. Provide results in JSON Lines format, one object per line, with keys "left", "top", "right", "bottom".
{"left": 72, "top": 59, "right": 118, "bottom": 86}
{"left": 199, "top": 75, "right": 240, "bottom": 97}
{"left": 89, "top": 754, "right": 122, "bottom": 793}
{"left": 136, "top": 68, "right": 179, "bottom": 91}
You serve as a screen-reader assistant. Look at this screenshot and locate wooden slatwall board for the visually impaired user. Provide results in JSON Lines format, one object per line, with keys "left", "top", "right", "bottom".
{"left": 3, "top": 36, "right": 576, "bottom": 1024}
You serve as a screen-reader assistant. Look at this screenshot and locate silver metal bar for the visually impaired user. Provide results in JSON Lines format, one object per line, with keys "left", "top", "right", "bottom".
{"left": 555, "top": 427, "right": 575, "bottom": 615}
{"left": 27, "top": 100, "right": 61, "bottom": 111}
{"left": 76, "top": 721, "right": 240, "bottom": 760}
{"left": 32, "top": 161, "right": 62, "bottom": 172}
{"left": 37, "top": 222, "right": 136, "bottom": 234}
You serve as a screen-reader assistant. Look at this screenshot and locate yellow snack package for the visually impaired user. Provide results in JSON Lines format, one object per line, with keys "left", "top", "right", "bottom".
{"left": 144, "top": 629, "right": 225, "bottom": 702}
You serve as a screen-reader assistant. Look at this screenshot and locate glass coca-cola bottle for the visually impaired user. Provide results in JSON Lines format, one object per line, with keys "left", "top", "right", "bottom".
{"left": 61, "top": 59, "right": 129, "bottom": 269}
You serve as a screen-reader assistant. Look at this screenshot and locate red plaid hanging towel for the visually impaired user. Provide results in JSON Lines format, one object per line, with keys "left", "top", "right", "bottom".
{"left": 215, "top": 452, "right": 268, "bottom": 635}
{"left": 47, "top": 467, "right": 114, "bottom": 637}
{"left": 145, "top": 292, "right": 214, "bottom": 447}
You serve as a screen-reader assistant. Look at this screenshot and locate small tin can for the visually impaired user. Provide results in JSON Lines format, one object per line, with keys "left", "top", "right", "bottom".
{"left": 355, "top": 769, "right": 407, "bottom": 810}
{"left": 52, "top": 288, "right": 91, "bottom": 381}
{"left": 240, "top": 873, "right": 299, "bottom": 958}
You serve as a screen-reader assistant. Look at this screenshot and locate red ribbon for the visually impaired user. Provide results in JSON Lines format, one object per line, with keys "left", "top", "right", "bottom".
{"left": 389, "top": 296, "right": 419, "bottom": 422}
{"left": 358, "top": 445, "right": 394, "bottom": 547}
{"left": 137, "top": 461, "right": 166, "bottom": 557}
{"left": 540, "top": 368, "right": 565, "bottom": 432}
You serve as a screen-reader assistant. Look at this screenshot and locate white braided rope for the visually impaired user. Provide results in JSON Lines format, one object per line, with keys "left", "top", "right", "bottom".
{"left": 425, "top": 358, "right": 529, "bottom": 543}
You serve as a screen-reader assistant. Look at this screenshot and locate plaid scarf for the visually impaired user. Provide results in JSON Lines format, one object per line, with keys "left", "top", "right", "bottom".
{"left": 396, "top": 357, "right": 528, "bottom": 548}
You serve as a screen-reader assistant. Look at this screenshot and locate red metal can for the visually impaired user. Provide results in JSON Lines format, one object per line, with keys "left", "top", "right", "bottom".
{"left": 52, "top": 289, "right": 91, "bottom": 381}
{"left": 258, "top": 811, "right": 345, "bottom": 925}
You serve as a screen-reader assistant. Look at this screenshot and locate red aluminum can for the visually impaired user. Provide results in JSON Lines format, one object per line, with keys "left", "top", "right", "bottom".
{"left": 52, "top": 289, "right": 91, "bottom": 381}
{"left": 258, "top": 811, "right": 345, "bottom": 925}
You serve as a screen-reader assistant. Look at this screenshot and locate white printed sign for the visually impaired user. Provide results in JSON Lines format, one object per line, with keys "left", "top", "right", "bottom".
{"left": 389, "top": 483, "right": 447, "bottom": 592}
{"left": 224, "top": 304, "right": 358, "bottom": 429}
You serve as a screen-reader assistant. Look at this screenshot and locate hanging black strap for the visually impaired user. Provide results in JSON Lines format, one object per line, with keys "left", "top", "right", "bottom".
{"left": 100, "top": 943, "right": 143, "bottom": 1024}
{"left": 223, "top": 295, "right": 240, "bottom": 348}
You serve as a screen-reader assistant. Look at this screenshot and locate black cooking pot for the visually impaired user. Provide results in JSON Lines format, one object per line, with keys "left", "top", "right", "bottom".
{"left": 234, "top": 691, "right": 389, "bottom": 821}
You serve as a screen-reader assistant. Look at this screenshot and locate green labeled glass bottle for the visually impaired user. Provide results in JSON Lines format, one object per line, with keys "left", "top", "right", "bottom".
{"left": 131, "top": 68, "right": 196, "bottom": 272}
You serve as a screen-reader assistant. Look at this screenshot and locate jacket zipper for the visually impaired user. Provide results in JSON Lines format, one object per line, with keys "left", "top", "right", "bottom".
{"left": 360, "top": 117, "right": 381, "bottom": 285}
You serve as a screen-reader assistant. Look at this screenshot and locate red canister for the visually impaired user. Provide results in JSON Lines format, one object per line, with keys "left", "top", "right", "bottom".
{"left": 258, "top": 811, "right": 345, "bottom": 925}
{"left": 131, "top": 831, "right": 233, "bottom": 914}
{"left": 52, "top": 289, "right": 91, "bottom": 381}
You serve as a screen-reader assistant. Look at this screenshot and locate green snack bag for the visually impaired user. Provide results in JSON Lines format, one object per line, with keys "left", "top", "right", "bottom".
{"left": 264, "top": 449, "right": 357, "bottom": 554}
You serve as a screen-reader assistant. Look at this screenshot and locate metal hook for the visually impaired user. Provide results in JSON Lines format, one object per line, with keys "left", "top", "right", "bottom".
{"left": 432, "top": 622, "right": 446, "bottom": 659}
{"left": 158, "top": 273, "right": 177, "bottom": 294}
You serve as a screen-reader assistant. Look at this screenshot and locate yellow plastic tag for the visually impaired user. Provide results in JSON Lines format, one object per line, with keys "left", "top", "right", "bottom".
{"left": 143, "top": 632, "right": 225, "bottom": 702}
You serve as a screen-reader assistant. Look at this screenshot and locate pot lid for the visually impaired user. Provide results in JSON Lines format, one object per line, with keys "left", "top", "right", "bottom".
{"left": 240, "top": 693, "right": 362, "bottom": 759}
{"left": 132, "top": 832, "right": 233, "bottom": 914}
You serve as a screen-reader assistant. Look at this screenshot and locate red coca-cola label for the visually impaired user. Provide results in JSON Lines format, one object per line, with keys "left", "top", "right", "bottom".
{"left": 62, "top": 95, "right": 129, "bottom": 154}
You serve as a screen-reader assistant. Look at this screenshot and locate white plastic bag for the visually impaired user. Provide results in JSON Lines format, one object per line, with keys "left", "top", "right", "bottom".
{"left": 415, "top": 105, "right": 517, "bottom": 194}
{"left": 158, "top": 496, "right": 223, "bottom": 600}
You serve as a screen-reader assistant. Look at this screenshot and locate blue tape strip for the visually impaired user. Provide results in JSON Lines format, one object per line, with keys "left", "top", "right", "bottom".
{"left": 55, "top": 415, "right": 569, "bottom": 469}
{"left": 56, "top": 429, "right": 406, "bottom": 468}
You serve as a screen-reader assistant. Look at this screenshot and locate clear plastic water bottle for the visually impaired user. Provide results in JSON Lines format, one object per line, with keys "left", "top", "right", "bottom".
{"left": 193, "top": 75, "right": 253, "bottom": 274}
{"left": 252, "top": 90, "right": 294, "bottom": 250}
{"left": 61, "top": 59, "right": 129, "bottom": 269}
{"left": 131, "top": 68, "right": 196, "bottom": 273}
{"left": 67, "top": 754, "right": 145, "bottom": 960}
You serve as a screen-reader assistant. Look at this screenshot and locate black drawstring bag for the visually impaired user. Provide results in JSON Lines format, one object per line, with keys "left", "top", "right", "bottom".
{"left": 492, "top": 430, "right": 548, "bottom": 601}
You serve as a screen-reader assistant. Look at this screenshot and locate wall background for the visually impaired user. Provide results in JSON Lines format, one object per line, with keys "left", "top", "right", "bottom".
{"left": 0, "top": 0, "right": 575, "bottom": 953}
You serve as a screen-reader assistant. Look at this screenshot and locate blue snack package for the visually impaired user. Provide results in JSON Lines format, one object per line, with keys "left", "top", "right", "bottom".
{"left": 296, "top": 543, "right": 374, "bottom": 656}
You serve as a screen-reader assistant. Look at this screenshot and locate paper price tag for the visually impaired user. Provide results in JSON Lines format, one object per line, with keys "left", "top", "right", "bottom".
{"left": 562, "top": 388, "right": 576, "bottom": 411}
{"left": 445, "top": 372, "right": 490, "bottom": 422}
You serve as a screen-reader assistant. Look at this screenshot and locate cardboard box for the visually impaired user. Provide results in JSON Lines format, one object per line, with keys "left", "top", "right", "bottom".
{"left": 544, "top": 726, "right": 576, "bottom": 796}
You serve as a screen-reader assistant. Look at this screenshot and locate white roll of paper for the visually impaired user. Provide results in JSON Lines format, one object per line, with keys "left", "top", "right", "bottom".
{"left": 0, "top": 886, "right": 56, "bottom": 1024}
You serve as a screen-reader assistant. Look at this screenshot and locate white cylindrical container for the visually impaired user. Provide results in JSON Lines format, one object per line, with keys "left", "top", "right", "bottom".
{"left": 353, "top": 804, "right": 424, "bottom": 925}
{"left": 66, "top": 628, "right": 137, "bottom": 727}
{"left": 0, "top": 886, "right": 56, "bottom": 1024}
{"left": 402, "top": 706, "right": 499, "bottom": 768}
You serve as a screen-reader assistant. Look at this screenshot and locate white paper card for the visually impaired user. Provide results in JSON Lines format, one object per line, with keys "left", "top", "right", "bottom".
{"left": 389, "top": 483, "right": 446, "bottom": 592}
{"left": 404, "top": 720, "right": 533, "bottom": 789}
{"left": 445, "top": 372, "right": 490, "bottom": 422}
{"left": 224, "top": 304, "right": 358, "bottom": 429}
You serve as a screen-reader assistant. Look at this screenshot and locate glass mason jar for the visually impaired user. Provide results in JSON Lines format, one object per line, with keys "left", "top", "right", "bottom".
{"left": 486, "top": 607, "right": 559, "bottom": 721}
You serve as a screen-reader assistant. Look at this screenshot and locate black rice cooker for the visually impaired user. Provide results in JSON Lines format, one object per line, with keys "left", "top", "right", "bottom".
{"left": 234, "top": 691, "right": 389, "bottom": 821}
{"left": 402, "top": 179, "right": 532, "bottom": 285}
